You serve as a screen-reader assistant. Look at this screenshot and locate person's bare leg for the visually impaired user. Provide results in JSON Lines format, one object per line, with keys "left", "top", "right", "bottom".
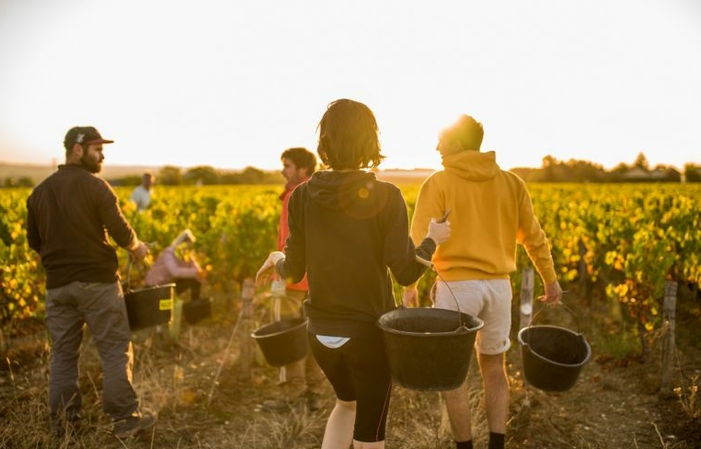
{"left": 478, "top": 353, "right": 508, "bottom": 434}
{"left": 321, "top": 399, "right": 355, "bottom": 449}
{"left": 442, "top": 380, "right": 472, "bottom": 442}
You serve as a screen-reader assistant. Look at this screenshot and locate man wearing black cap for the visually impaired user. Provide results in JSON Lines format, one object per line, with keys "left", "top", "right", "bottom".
{"left": 26, "top": 126, "right": 155, "bottom": 439}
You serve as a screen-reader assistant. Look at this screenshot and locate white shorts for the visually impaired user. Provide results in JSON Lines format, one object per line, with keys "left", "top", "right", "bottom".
{"left": 434, "top": 279, "right": 512, "bottom": 355}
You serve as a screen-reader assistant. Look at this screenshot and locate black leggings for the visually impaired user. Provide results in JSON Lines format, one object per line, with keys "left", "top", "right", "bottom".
{"left": 174, "top": 278, "right": 201, "bottom": 301}
{"left": 308, "top": 332, "right": 392, "bottom": 442}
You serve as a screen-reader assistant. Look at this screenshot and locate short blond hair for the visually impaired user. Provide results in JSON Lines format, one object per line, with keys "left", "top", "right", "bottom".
{"left": 439, "top": 115, "right": 484, "bottom": 152}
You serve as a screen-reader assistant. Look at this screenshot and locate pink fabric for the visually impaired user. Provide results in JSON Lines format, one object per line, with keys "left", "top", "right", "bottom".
{"left": 278, "top": 178, "right": 309, "bottom": 291}
{"left": 145, "top": 247, "right": 198, "bottom": 286}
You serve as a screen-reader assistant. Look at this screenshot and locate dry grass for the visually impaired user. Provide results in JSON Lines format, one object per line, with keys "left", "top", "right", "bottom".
{"left": 0, "top": 312, "right": 484, "bottom": 449}
{"left": 1, "top": 292, "right": 700, "bottom": 448}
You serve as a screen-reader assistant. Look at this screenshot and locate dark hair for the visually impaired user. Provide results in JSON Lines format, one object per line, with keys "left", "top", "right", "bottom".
{"left": 281, "top": 147, "right": 317, "bottom": 175}
{"left": 317, "top": 99, "right": 384, "bottom": 170}
{"left": 65, "top": 143, "right": 88, "bottom": 157}
{"left": 439, "top": 115, "right": 484, "bottom": 152}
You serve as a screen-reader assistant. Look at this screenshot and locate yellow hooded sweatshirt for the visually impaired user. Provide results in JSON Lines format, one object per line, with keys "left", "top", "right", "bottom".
{"left": 410, "top": 150, "right": 557, "bottom": 284}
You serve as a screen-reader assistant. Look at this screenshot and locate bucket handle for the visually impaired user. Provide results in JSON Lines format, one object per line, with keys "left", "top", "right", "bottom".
{"left": 430, "top": 278, "right": 470, "bottom": 332}
{"left": 124, "top": 257, "right": 134, "bottom": 291}
{"left": 526, "top": 301, "right": 583, "bottom": 345}
{"left": 123, "top": 248, "right": 153, "bottom": 292}
{"left": 413, "top": 239, "right": 470, "bottom": 332}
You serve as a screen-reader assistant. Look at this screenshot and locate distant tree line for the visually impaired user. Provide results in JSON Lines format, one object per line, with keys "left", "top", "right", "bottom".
{"left": 2, "top": 153, "right": 700, "bottom": 187}
{"left": 0, "top": 165, "right": 284, "bottom": 188}
{"left": 511, "top": 153, "right": 701, "bottom": 183}
{"left": 110, "top": 165, "right": 284, "bottom": 186}
{"left": 2, "top": 176, "right": 34, "bottom": 188}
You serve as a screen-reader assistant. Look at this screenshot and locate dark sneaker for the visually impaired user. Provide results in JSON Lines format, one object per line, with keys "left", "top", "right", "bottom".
{"left": 51, "top": 414, "right": 82, "bottom": 439}
{"left": 113, "top": 412, "right": 156, "bottom": 439}
{"left": 259, "top": 393, "right": 322, "bottom": 412}
{"left": 259, "top": 396, "right": 310, "bottom": 413}
{"left": 259, "top": 399, "right": 294, "bottom": 412}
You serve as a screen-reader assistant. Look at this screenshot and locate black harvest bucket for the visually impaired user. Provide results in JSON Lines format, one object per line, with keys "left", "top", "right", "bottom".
{"left": 378, "top": 307, "right": 484, "bottom": 391}
{"left": 124, "top": 284, "right": 175, "bottom": 331}
{"left": 518, "top": 307, "right": 592, "bottom": 392}
{"left": 183, "top": 297, "right": 212, "bottom": 325}
{"left": 251, "top": 318, "right": 308, "bottom": 367}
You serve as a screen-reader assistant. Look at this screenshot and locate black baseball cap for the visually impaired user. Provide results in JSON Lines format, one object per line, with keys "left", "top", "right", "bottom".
{"left": 64, "top": 126, "right": 114, "bottom": 150}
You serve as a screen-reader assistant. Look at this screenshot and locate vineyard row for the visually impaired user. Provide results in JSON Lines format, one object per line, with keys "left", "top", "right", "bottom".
{"left": 1, "top": 183, "right": 699, "bottom": 335}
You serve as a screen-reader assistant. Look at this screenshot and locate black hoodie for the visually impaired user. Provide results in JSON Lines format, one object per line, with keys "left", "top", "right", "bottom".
{"left": 278, "top": 170, "right": 436, "bottom": 338}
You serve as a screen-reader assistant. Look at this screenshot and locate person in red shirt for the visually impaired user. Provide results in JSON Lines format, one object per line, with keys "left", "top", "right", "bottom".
{"left": 260, "top": 147, "right": 327, "bottom": 412}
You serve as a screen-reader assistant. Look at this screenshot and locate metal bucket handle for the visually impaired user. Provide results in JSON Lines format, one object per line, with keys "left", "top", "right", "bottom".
{"left": 123, "top": 247, "right": 153, "bottom": 292}
{"left": 413, "top": 209, "right": 472, "bottom": 333}
{"left": 124, "top": 257, "right": 135, "bottom": 291}
{"left": 417, "top": 278, "right": 470, "bottom": 333}
{"left": 397, "top": 277, "right": 468, "bottom": 332}
{"left": 526, "top": 302, "right": 583, "bottom": 345}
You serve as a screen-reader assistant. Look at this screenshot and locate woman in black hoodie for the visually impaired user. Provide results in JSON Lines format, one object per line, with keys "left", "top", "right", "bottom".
{"left": 257, "top": 99, "right": 450, "bottom": 449}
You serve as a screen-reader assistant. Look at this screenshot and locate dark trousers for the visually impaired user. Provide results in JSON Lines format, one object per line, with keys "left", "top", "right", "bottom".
{"left": 174, "top": 278, "right": 201, "bottom": 301}
{"left": 45, "top": 281, "right": 139, "bottom": 421}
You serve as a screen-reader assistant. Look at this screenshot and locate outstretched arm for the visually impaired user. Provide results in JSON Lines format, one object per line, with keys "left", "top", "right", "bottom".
{"left": 256, "top": 251, "right": 285, "bottom": 287}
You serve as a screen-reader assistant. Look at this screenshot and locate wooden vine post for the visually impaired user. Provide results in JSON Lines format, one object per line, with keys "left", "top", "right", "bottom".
{"left": 519, "top": 267, "right": 534, "bottom": 330}
{"left": 519, "top": 267, "right": 534, "bottom": 405}
{"left": 660, "top": 279, "right": 678, "bottom": 398}
{"left": 239, "top": 277, "right": 256, "bottom": 382}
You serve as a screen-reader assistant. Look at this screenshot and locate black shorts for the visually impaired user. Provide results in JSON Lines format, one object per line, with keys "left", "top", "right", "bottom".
{"left": 308, "top": 332, "right": 392, "bottom": 442}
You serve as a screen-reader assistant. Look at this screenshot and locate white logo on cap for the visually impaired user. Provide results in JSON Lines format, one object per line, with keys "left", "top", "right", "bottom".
{"left": 76, "top": 133, "right": 85, "bottom": 144}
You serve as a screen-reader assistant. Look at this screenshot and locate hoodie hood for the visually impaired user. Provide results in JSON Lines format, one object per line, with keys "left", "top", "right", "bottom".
{"left": 280, "top": 176, "right": 309, "bottom": 201}
{"left": 442, "top": 150, "right": 501, "bottom": 182}
{"left": 306, "top": 170, "right": 389, "bottom": 219}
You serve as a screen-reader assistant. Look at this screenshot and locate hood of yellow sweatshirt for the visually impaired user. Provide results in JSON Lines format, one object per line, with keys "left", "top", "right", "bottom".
{"left": 441, "top": 150, "right": 500, "bottom": 182}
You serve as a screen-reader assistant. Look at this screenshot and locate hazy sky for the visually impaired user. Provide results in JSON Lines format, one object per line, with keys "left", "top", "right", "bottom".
{"left": 1, "top": 0, "right": 699, "bottom": 172}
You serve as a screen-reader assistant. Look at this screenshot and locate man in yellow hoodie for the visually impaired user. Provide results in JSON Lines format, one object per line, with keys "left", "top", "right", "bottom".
{"left": 403, "top": 115, "right": 562, "bottom": 449}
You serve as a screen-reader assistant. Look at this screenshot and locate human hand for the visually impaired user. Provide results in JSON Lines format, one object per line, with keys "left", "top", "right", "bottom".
{"left": 130, "top": 241, "right": 149, "bottom": 261}
{"left": 402, "top": 287, "right": 419, "bottom": 308}
{"left": 426, "top": 217, "right": 451, "bottom": 245}
{"left": 255, "top": 251, "right": 285, "bottom": 287}
{"left": 538, "top": 280, "right": 563, "bottom": 306}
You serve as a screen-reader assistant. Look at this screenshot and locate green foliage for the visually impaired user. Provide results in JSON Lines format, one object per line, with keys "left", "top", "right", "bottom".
{"left": 119, "top": 185, "right": 280, "bottom": 293}
{"left": 0, "top": 188, "right": 44, "bottom": 326}
{"left": 591, "top": 319, "right": 641, "bottom": 361}
{"left": 528, "top": 183, "right": 701, "bottom": 360}
{"left": 184, "top": 166, "right": 220, "bottom": 185}
{"left": 2, "top": 176, "right": 34, "bottom": 188}
{"left": 158, "top": 165, "right": 183, "bottom": 185}
{"left": 153, "top": 165, "right": 284, "bottom": 186}
{"left": 2, "top": 183, "right": 700, "bottom": 348}
{"left": 684, "top": 164, "right": 701, "bottom": 182}
{"left": 513, "top": 154, "right": 683, "bottom": 183}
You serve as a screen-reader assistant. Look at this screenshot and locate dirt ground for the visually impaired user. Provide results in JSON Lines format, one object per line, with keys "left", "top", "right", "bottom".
{"left": 1, "top": 288, "right": 700, "bottom": 449}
